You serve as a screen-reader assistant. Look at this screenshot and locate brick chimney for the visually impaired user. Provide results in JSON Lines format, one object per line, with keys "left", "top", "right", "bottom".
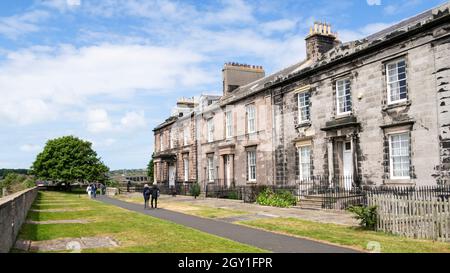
{"left": 222, "top": 63, "right": 265, "bottom": 95}
{"left": 305, "top": 22, "right": 340, "bottom": 61}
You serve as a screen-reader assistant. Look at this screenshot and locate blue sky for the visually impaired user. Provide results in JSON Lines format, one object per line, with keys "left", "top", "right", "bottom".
{"left": 0, "top": 0, "right": 447, "bottom": 170}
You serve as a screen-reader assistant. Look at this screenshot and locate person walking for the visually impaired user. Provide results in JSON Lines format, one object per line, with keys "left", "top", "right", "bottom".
{"left": 91, "top": 183, "right": 97, "bottom": 199}
{"left": 86, "top": 184, "right": 92, "bottom": 198}
{"left": 151, "top": 184, "right": 160, "bottom": 209}
{"left": 143, "top": 184, "right": 151, "bottom": 209}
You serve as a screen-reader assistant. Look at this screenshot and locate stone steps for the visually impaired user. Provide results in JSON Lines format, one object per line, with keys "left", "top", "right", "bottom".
{"left": 296, "top": 196, "right": 325, "bottom": 210}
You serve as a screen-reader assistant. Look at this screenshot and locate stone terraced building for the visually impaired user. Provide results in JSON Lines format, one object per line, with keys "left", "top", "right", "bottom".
{"left": 153, "top": 3, "right": 450, "bottom": 190}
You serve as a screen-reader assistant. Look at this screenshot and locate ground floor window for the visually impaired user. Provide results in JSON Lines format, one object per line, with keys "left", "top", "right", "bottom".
{"left": 247, "top": 151, "right": 256, "bottom": 182}
{"left": 298, "top": 145, "right": 311, "bottom": 180}
{"left": 183, "top": 157, "right": 189, "bottom": 182}
{"left": 207, "top": 156, "right": 214, "bottom": 182}
{"left": 389, "top": 132, "right": 410, "bottom": 179}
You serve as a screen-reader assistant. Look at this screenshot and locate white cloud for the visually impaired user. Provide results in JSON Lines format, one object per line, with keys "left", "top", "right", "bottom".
{"left": 90, "top": 137, "right": 116, "bottom": 148}
{"left": 367, "top": 0, "right": 382, "bottom": 6}
{"left": 339, "top": 22, "right": 395, "bottom": 42}
{"left": 0, "top": 99, "right": 57, "bottom": 125}
{"left": 0, "top": 10, "right": 50, "bottom": 39}
{"left": 261, "top": 19, "right": 298, "bottom": 35}
{"left": 120, "top": 111, "right": 147, "bottom": 130}
{"left": 0, "top": 44, "right": 213, "bottom": 125}
{"left": 86, "top": 109, "right": 113, "bottom": 134}
{"left": 67, "top": 0, "right": 81, "bottom": 6}
{"left": 20, "top": 144, "right": 42, "bottom": 152}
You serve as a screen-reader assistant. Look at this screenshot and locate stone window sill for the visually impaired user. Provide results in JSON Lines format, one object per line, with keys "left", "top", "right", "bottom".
{"left": 384, "top": 178, "right": 414, "bottom": 186}
{"left": 382, "top": 100, "right": 411, "bottom": 111}
{"left": 296, "top": 122, "right": 311, "bottom": 129}
{"left": 334, "top": 112, "right": 353, "bottom": 120}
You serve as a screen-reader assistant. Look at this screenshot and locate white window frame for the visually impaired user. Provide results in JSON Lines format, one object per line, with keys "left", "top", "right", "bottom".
{"left": 207, "top": 118, "right": 214, "bottom": 143}
{"left": 336, "top": 78, "right": 352, "bottom": 115}
{"left": 298, "top": 145, "right": 311, "bottom": 181}
{"left": 184, "top": 157, "right": 189, "bottom": 182}
{"left": 183, "top": 127, "right": 189, "bottom": 146}
{"left": 225, "top": 111, "right": 233, "bottom": 139}
{"left": 386, "top": 58, "right": 407, "bottom": 105}
{"left": 246, "top": 104, "right": 256, "bottom": 134}
{"left": 247, "top": 151, "right": 256, "bottom": 182}
{"left": 207, "top": 156, "right": 214, "bottom": 182}
{"left": 388, "top": 131, "right": 410, "bottom": 180}
{"left": 298, "top": 92, "right": 310, "bottom": 123}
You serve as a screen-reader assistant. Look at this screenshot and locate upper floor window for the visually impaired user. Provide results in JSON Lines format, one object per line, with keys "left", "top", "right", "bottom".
{"left": 298, "top": 92, "right": 310, "bottom": 123}
{"left": 336, "top": 79, "right": 352, "bottom": 115}
{"left": 246, "top": 104, "right": 256, "bottom": 134}
{"left": 247, "top": 150, "right": 256, "bottom": 182}
{"left": 169, "top": 130, "right": 174, "bottom": 149}
{"left": 386, "top": 59, "right": 407, "bottom": 104}
{"left": 207, "top": 118, "right": 214, "bottom": 143}
{"left": 183, "top": 127, "right": 189, "bottom": 146}
{"left": 389, "top": 131, "right": 410, "bottom": 179}
{"left": 160, "top": 134, "right": 164, "bottom": 151}
{"left": 225, "top": 111, "right": 233, "bottom": 139}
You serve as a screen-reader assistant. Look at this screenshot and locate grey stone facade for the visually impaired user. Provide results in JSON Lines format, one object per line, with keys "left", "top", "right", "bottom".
{"left": 153, "top": 3, "right": 450, "bottom": 188}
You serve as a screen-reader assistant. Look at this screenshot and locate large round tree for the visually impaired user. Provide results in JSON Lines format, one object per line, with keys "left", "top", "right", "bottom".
{"left": 31, "top": 136, "right": 109, "bottom": 184}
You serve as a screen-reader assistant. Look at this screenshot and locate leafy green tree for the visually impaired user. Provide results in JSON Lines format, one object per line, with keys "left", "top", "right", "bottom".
{"left": 0, "top": 169, "right": 29, "bottom": 179}
{"left": 147, "top": 153, "right": 154, "bottom": 182}
{"left": 30, "top": 136, "right": 109, "bottom": 184}
{"left": 190, "top": 182, "right": 201, "bottom": 199}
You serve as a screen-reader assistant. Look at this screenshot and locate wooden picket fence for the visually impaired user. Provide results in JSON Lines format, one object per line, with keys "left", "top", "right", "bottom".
{"left": 367, "top": 193, "right": 450, "bottom": 242}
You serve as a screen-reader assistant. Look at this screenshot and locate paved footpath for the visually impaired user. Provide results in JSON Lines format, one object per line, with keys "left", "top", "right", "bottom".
{"left": 98, "top": 196, "right": 361, "bottom": 253}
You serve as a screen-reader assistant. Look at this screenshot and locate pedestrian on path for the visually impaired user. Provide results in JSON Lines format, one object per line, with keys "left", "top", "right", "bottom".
{"left": 143, "top": 184, "right": 151, "bottom": 209}
{"left": 86, "top": 184, "right": 92, "bottom": 198}
{"left": 151, "top": 184, "right": 160, "bottom": 209}
{"left": 91, "top": 183, "right": 97, "bottom": 199}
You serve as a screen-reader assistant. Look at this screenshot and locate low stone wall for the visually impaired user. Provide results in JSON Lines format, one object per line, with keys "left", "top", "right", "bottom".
{"left": 106, "top": 187, "right": 119, "bottom": 196}
{"left": 0, "top": 187, "right": 38, "bottom": 253}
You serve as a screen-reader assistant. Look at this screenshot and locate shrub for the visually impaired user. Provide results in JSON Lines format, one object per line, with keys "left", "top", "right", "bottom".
{"left": 0, "top": 173, "right": 36, "bottom": 195}
{"left": 106, "top": 178, "right": 119, "bottom": 188}
{"left": 190, "top": 182, "right": 201, "bottom": 199}
{"left": 256, "top": 188, "right": 297, "bottom": 208}
{"left": 347, "top": 205, "right": 378, "bottom": 230}
{"left": 227, "top": 191, "right": 239, "bottom": 200}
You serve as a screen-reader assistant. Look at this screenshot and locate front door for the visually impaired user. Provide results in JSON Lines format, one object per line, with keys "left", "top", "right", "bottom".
{"left": 342, "top": 141, "right": 353, "bottom": 190}
{"left": 169, "top": 164, "right": 176, "bottom": 186}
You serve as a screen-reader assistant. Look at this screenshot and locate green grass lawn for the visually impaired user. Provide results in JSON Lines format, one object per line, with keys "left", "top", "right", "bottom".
{"left": 114, "top": 195, "right": 249, "bottom": 219}
{"left": 239, "top": 217, "right": 450, "bottom": 253}
{"left": 16, "top": 191, "right": 266, "bottom": 253}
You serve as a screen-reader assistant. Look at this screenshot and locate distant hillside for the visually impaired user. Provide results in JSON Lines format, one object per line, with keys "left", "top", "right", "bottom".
{"left": 109, "top": 169, "right": 148, "bottom": 177}
{"left": 0, "top": 169, "right": 29, "bottom": 179}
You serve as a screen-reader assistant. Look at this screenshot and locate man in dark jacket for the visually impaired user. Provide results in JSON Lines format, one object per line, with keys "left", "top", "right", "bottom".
{"left": 151, "top": 184, "right": 160, "bottom": 209}
{"left": 143, "top": 184, "right": 151, "bottom": 209}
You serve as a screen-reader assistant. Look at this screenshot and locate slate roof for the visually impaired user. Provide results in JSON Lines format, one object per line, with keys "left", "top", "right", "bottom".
{"left": 219, "top": 2, "right": 450, "bottom": 105}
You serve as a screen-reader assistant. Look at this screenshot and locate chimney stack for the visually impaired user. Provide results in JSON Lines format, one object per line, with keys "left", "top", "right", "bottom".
{"left": 305, "top": 21, "right": 340, "bottom": 61}
{"left": 222, "top": 63, "right": 265, "bottom": 95}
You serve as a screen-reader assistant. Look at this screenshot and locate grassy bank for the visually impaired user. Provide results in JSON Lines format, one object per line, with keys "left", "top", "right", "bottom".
{"left": 16, "top": 191, "right": 265, "bottom": 253}
{"left": 239, "top": 217, "right": 450, "bottom": 253}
